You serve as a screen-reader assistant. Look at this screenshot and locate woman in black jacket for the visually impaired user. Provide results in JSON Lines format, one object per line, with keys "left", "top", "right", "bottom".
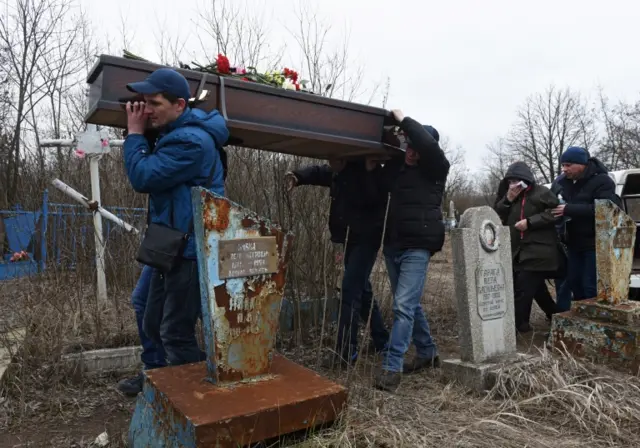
{"left": 494, "top": 162, "right": 560, "bottom": 333}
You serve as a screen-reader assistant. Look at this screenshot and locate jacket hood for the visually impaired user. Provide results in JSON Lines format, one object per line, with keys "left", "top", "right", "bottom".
{"left": 504, "top": 161, "right": 536, "bottom": 184}
{"left": 583, "top": 157, "right": 609, "bottom": 178}
{"left": 495, "top": 162, "right": 536, "bottom": 204}
{"left": 165, "top": 107, "right": 230, "bottom": 147}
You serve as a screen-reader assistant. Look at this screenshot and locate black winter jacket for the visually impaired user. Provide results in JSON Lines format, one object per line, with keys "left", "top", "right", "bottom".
{"left": 293, "top": 161, "right": 386, "bottom": 245}
{"left": 556, "top": 158, "right": 616, "bottom": 252}
{"left": 373, "top": 117, "right": 450, "bottom": 253}
{"left": 494, "top": 162, "right": 560, "bottom": 272}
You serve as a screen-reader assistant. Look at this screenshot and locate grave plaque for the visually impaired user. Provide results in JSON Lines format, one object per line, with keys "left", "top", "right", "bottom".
{"left": 476, "top": 263, "right": 507, "bottom": 321}
{"left": 451, "top": 206, "right": 516, "bottom": 364}
{"left": 442, "top": 206, "right": 521, "bottom": 392}
{"left": 218, "top": 236, "right": 278, "bottom": 279}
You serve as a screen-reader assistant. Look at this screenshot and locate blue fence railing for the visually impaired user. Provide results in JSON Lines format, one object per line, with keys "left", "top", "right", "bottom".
{"left": 0, "top": 190, "right": 145, "bottom": 281}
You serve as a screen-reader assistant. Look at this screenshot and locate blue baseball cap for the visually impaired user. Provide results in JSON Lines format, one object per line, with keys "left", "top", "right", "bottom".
{"left": 126, "top": 68, "right": 191, "bottom": 101}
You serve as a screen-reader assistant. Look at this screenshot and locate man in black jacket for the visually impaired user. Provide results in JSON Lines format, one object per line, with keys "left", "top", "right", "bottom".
{"left": 551, "top": 146, "right": 617, "bottom": 301}
{"left": 370, "top": 109, "right": 450, "bottom": 392}
{"left": 285, "top": 159, "right": 390, "bottom": 368}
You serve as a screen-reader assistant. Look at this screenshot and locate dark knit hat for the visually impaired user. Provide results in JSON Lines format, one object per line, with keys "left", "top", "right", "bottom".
{"left": 560, "top": 146, "right": 589, "bottom": 165}
{"left": 424, "top": 125, "right": 440, "bottom": 143}
{"left": 405, "top": 125, "right": 440, "bottom": 147}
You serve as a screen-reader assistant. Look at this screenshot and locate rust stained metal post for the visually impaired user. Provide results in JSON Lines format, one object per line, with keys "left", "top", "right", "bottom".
{"left": 595, "top": 199, "right": 637, "bottom": 305}
{"left": 191, "top": 188, "right": 294, "bottom": 384}
{"left": 549, "top": 199, "right": 640, "bottom": 375}
{"left": 128, "top": 189, "right": 348, "bottom": 447}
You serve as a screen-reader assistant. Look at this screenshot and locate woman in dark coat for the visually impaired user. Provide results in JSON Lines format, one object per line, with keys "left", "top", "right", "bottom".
{"left": 494, "top": 161, "right": 560, "bottom": 333}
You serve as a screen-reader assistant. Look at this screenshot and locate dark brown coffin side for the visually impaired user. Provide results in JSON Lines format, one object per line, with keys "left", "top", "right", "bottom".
{"left": 85, "top": 55, "right": 400, "bottom": 159}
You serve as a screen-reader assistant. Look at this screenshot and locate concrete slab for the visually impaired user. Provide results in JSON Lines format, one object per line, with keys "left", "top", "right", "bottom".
{"left": 0, "top": 327, "right": 25, "bottom": 384}
{"left": 128, "top": 354, "right": 347, "bottom": 447}
{"left": 442, "top": 353, "right": 538, "bottom": 393}
{"left": 62, "top": 346, "right": 143, "bottom": 375}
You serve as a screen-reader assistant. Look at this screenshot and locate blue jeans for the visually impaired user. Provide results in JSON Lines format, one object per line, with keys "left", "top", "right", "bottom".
{"left": 555, "top": 277, "right": 573, "bottom": 312}
{"left": 132, "top": 266, "right": 166, "bottom": 370}
{"left": 567, "top": 249, "right": 597, "bottom": 301}
{"left": 382, "top": 248, "right": 437, "bottom": 373}
{"left": 335, "top": 241, "right": 389, "bottom": 360}
{"left": 143, "top": 260, "right": 206, "bottom": 366}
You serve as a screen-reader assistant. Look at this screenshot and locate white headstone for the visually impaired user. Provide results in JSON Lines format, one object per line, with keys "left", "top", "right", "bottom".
{"left": 451, "top": 206, "right": 516, "bottom": 363}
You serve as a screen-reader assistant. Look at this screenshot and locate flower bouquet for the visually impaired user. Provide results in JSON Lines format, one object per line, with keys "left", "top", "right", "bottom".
{"left": 123, "top": 50, "right": 313, "bottom": 93}
{"left": 9, "top": 251, "right": 29, "bottom": 263}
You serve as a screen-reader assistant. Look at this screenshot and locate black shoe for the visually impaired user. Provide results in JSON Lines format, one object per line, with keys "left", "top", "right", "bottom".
{"left": 117, "top": 372, "right": 144, "bottom": 397}
{"left": 373, "top": 370, "right": 402, "bottom": 392}
{"left": 403, "top": 355, "right": 440, "bottom": 374}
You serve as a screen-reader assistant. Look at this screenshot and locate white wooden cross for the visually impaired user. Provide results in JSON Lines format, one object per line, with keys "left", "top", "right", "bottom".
{"left": 40, "top": 124, "right": 137, "bottom": 303}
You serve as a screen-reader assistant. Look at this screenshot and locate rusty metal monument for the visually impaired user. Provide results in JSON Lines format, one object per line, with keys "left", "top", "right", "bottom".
{"left": 127, "top": 190, "right": 347, "bottom": 446}
{"left": 551, "top": 199, "right": 640, "bottom": 373}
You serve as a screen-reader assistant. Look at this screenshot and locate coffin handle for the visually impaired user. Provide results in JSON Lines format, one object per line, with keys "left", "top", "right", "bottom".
{"left": 189, "top": 72, "right": 210, "bottom": 106}
{"left": 218, "top": 76, "right": 228, "bottom": 120}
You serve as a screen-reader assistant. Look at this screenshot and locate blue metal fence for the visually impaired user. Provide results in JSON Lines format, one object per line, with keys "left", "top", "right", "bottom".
{"left": 0, "top": 190, "right": 145, "bottom": 281}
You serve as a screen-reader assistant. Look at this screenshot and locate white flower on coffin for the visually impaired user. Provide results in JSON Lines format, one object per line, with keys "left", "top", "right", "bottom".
{"left": 282, "top": 78, "right": 297, "bottom": 90}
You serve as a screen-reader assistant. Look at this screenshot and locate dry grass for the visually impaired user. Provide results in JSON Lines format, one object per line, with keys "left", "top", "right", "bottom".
{"left": 2, "top": 162, "right": 640, "bottom": 447}
{"left": 288, "top": 346, "right": 640, "bottom": 448}
{"left": 5, "top": 238, "right": 640, "bottom": 447}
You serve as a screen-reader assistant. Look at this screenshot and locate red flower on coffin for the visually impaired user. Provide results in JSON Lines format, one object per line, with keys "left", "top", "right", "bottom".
{"left": 216, "top": 54, "right": 231, "bottom": 74}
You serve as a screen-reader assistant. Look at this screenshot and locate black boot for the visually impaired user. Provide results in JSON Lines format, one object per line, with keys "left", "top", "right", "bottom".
{"left": 373, "top": 370, "right": 402, "bottom": 392}
{"left": 117, "top": 372, "right": 144, "bottom": 397}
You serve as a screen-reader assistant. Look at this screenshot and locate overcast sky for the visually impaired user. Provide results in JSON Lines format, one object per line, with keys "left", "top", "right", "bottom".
{"left": 80, "top": 0, "right": 640, "bottom": 171}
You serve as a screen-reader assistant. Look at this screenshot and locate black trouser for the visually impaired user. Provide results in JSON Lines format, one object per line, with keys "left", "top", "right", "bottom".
{"left": 514, "top": 271, "right": 557, "bottom": 329}
{"left": 142, "top": 259, "right": 205, "bottom": 366}
{"left": 335, "top": 240, "right": 389, "bottom": 360}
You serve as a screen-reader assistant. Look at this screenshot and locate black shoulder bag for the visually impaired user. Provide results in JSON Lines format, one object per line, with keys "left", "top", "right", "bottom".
{"left": 136, "top": 160, "right": 217, "bottom": 273}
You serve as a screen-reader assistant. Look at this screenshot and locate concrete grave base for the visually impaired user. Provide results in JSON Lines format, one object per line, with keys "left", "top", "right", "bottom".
{"left": 551, "top": 299, "right": 640, "bottom": 375}
{"left": 442, "top": 353, "right": 538, "bottom": 393}
{"left": 62, "top": 346, "right": 143, "bottom": 375}
{"left": 128, "top": 354, "right": 347, "bottom": 448}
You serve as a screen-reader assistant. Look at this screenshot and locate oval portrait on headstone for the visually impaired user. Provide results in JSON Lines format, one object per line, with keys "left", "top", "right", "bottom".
{"left": 479, "top": 220, "right": 499, "bottom": 252}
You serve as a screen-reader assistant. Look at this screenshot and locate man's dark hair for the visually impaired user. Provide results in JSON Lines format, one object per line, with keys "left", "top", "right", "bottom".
{"left": 161, "top": 91, "right": 181, "bottom": 104}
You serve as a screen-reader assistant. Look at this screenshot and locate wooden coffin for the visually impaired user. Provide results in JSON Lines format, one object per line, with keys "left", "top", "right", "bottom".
{"left": 85, "top": 55, "right": 401, "bottom": 160}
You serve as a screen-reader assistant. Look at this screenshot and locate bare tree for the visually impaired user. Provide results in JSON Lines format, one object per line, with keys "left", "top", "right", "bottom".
{"left": 594, "top": 90, "right": 640, "bottom": 171}
{"left": 506, "top": 85, "right": 598, "bottom": 184}
{"left": 288, "top": 2, "right": 365, "bottom": 101}
{"left": 439, "top": 137, "right": 469, "bottom": 204}
{"left": 153, "top": 12, "right": 189, "bottom": 66}
{"left": 195, "top": 0, "right": 282, "bottom": 70}
{"left": 0, "top": 0, "right": 80, "bottom": 205}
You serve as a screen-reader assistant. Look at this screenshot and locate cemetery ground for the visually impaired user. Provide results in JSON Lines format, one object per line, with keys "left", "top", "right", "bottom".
{"left": 1, "top": 240, "right": 640, "bottom": 447}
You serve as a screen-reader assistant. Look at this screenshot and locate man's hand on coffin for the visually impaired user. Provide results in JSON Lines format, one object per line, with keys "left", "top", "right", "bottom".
{"left": 391, "top": 109, "right": 405, "bottom": 124}
{"left": 126, "top": 101, "right": 148, "bottom": 135}
{"left": 284, "top": 172, "right": 299, "bottom": 192}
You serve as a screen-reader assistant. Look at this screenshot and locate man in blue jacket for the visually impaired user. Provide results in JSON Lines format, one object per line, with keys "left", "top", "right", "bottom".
{"left": 124, "top": 68, "right": 229, "bottom": 366}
